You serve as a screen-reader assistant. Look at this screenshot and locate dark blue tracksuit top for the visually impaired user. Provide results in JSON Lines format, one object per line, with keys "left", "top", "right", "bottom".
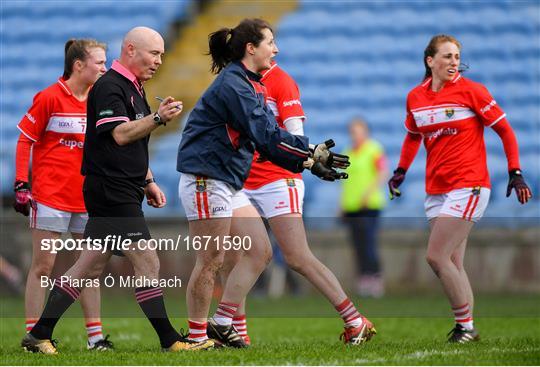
{"left": 177, "top": 61, "right": 310, "bottom": 190}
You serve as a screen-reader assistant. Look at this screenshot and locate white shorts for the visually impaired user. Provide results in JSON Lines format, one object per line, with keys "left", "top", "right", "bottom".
{"left": 234, "top": 178, "right": 305, "bottom": 219}
{"left": 29, "top": 201, "right": 88, "bottom": 234}
{"left": 179, "top": 173, "right": 245, "bottom": 221}
{"left": 424, "top": 187, "right": 491, "bottom": 222}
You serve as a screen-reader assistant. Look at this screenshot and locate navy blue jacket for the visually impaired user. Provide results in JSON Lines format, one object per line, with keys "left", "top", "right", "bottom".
{"left": 177, "top": 61, "right": 309, "bottom": 190}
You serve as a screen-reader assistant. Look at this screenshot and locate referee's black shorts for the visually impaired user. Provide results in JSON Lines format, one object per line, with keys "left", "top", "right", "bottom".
{"left": 82, "top": 175, "right": 151, "bottom": 256}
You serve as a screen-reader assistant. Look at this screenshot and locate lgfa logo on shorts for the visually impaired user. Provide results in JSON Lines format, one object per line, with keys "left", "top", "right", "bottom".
{"left": 213, "top": 206, "right": 226, "bottom": 213}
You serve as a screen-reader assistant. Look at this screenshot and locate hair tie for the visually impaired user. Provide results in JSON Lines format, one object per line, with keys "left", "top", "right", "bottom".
{"left": 226, "top": 28, "right": 233, "bottom": 43}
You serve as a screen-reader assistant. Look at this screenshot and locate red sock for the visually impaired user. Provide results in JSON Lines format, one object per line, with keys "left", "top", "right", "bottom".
{"left": 335, "top": 299, "right": 362, "bottom": 328}
{"left": 213, "top": 301, "right": 239, "bottom": 326}
{"left": 452, "top": 303, "right": 474, "bottom": 330}
{"left": 25, "top": 318, "right": 38, "bottom": 333}
{"left": 86, "top": 321, "right": 104, "bottom": 345}
{"left": 188, "top": 320, "right": 207, "bottom": 341}
{"left": 232, "top": 314, "right": 248, "bottom": 341}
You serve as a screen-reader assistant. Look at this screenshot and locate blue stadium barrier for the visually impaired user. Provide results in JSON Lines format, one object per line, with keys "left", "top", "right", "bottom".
{"left": 1, "top": 1, "right": 538, "bottom": 227}
{"left": 1, "top": 1, "right": 194, "bottom": 198}
{"left": 278, "top": 1, "right": 539, "bottom": 227}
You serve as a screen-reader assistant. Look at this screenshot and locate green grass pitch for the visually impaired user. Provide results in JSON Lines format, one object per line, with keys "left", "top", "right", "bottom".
{"left": 1, "top": 294, "right": 539, "bottom": 365}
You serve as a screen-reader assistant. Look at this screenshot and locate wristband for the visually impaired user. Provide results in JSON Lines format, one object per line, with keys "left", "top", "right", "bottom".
{"left": 14, "top": 180, "right": 30, "bottom": 191}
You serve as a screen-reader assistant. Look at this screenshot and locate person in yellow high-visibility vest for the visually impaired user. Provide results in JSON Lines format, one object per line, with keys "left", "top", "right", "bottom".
{"left": 341, "top": 118, "right": 388, "bottom": 297}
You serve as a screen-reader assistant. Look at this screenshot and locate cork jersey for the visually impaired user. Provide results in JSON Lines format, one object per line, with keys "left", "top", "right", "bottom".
{"left": 17, "top": 78, "right": 87, "bottom": 212}
{"left": 244, "top": 62, "right": 306, "bottom": 189}
{"left": 404, "top": 73, "right": 506, "bottom": 194}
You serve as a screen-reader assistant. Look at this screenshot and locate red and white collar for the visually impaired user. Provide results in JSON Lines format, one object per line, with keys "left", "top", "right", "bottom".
{"left": 261, "top": 61, "right": 278, "bottom": 79}
{"left": 422, "top": 72, "right": 461, "bottom": 90}
{"left": 451, "top": 71, "right": 462, "bottom": 83}
{"left": 57, "top": 77, "right": 73, "bottom": 96}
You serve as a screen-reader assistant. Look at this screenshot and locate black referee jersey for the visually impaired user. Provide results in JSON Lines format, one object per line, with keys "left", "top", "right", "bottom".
{"left": 82, "top": 63, "right": 151, "bottom": 184}
{"left": 81, "top": 62, "right": 153, "bottom": 247}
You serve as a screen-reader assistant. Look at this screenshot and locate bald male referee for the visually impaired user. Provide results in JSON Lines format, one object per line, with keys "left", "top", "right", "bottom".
{"left": 22, "top": 27, "right": 213, "bottom": 354}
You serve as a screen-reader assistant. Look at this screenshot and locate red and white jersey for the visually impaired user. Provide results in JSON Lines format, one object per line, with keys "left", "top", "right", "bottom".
{"left": 244, "top": 62, "right": 306, "bottom": 189}
{"left": 17, "top": 78, "right": 87, "bottom": 212}
{"left": 404, "top": 73, "right": 506, "bottom": 195}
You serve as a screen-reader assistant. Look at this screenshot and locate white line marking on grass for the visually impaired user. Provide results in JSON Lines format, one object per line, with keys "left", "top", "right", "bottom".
{"left": 115, "top": 332, "right": 141, "bottom": 341}
{"left": 354, "top": 346, "right": 540, "bottom": 364}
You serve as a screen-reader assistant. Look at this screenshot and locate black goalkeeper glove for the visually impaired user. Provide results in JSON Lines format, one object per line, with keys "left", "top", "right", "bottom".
{"left": 506, "top": 169, "right": 532, "bottom": 204}
{"left": 388, "top": 167, "right": 406, "bottom": 200}
{"left": 308, "top": 160, "right": 348, "bottom": 181}
{"left": 309, "top": 139, "right": 350, "bottom": 169}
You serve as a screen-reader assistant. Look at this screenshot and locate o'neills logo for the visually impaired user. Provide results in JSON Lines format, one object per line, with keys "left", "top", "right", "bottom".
{"left": 445, "top": 108, "right": 455, "bottom": 118}
{"left": 274, "top": 200, "right": 288, "bottom": 209}
{"left": 26, "top": 112, "right": 36, "bottom": 123}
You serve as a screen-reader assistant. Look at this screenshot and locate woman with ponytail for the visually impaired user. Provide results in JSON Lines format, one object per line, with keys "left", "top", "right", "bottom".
{"left": 177, "top": 18, "right": 349, "bottom": 346}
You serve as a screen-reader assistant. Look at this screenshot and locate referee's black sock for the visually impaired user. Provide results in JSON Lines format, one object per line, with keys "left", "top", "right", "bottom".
{"left": 31, "top": 279, "right": 81, "bottom": 340}
{"left": 135, "top": 286, "right": 179, "bottom": 348}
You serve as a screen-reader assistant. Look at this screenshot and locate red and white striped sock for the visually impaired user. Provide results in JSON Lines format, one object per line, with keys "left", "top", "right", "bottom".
{"left": 213, "top": 301, "right": 239, "bottom": 326}
{"left": 335, "top": 298, "right": 363, "bottom": 328}
{"left": 25, "top": 318, "right": 38, "bottom": 333}
{"left": 86, "top": 321, "right": 104, "bottom": 345}
{"left": 232, "top": 314, "right": 248, "bottom": 340}
{"left": 452, "top": 303, "right": 474, "bottom": 330}
{"left": 188, "top": 320, "right": 207, "bottom": 341}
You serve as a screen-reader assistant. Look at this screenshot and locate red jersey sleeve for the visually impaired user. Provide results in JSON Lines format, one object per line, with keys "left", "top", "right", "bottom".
{"left": 491, "top": 118, "right": 521, "bottom": 171}
{"left": 403, "top": 96, "right": 420, "bottom": 134}
{"left": 274, "top": 74, "right": 305, "bottom": 124}
{"left": 15, "top": 133, "right": 33, "bottom": 182}
{"left": 469, "top": 82, "right": 506, "bottom": 127}
{"left": 17, "top": 91, "right": 51, "bottom": 142}
{"left": 398, "top": 132, "right": 422, "bottom": 171}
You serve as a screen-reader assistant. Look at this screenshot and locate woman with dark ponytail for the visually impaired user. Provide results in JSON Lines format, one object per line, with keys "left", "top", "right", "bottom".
{"left": 388, "top": 34, "right": 532, "bottom": 343}
{"left": 177, "top": 18, "right": 349, "bottom": 346}
{"left": 207, "top": 27, "right": 233, "bottom": 73}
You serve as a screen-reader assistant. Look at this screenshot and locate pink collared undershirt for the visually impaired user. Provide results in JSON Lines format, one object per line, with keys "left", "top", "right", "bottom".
{"left": 111, "top": 60, "right": 144, "bottom": 97}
